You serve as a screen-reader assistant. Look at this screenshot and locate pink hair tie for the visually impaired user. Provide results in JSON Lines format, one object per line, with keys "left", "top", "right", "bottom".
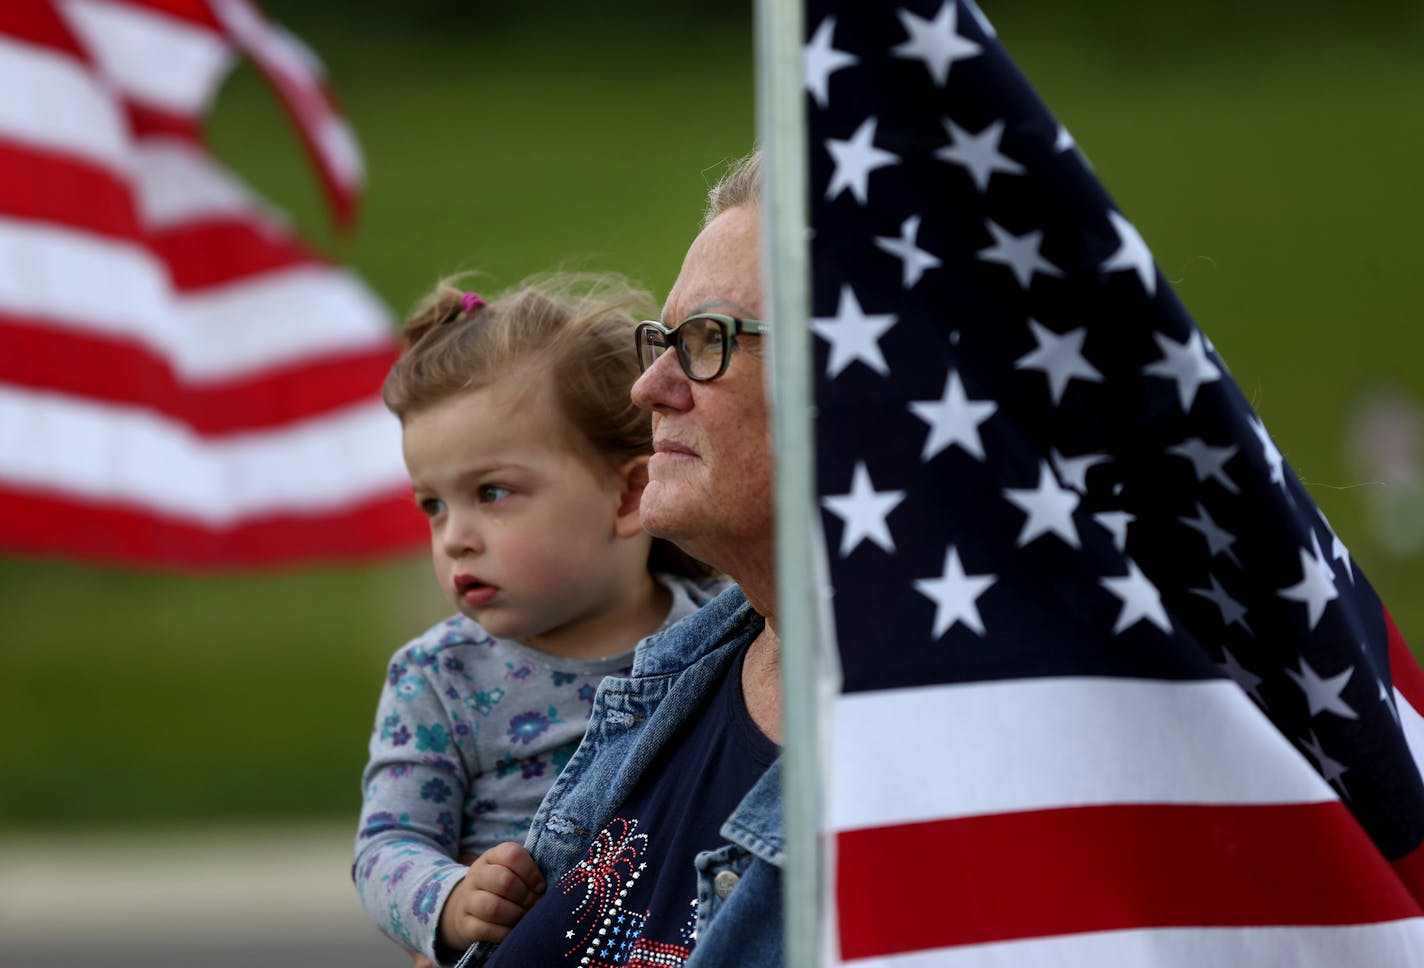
{"left": 460, "top": 291, "right": 487, "bottom": 314}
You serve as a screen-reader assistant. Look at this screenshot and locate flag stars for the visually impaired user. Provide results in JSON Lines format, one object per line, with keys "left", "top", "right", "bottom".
{"left": 1051, "top": 448, "right": 1108, "bottom": 494}
{"left": 1100, "top": 210, "right": 1157, "bottom": 296}
{"left": 977, "top": 220, "right": 1063, "bottom": 289}
{"left": 804, "top": 16, "right": 857, "bottom": 109}
{"left": 1015, "top": 319, "right": 1103, "bottom": 405}
{"left": 821, "top": 461, "right": 906, "bottom": 556}
{"left": 1287, "top": 657, "right": 1358, "bottom": 720}
{"left": 892, "top": 1, "right": 982, "bottom": 87}
{"left": 1220, "top": 647, "right": 1265, "bottom": 706}
{"left": 1179, "top": 502, "right": 1240, "bottom": 566}
{"left": 1144, "top": 329, "right": 1222, "bottom": 413}
{"left": 1169, "top": 438, "right": 1240, "bottom": 494}
{"left": 915, "top": 545, "right": 996, "bottom": 638}
{"left": 1278, "top": 533, "right": 1340, "bottom": 630}
{"left": 874, "top": 215, "right": 942, "bottom": 288}
{"left": 1189, "top": 574, "right": 1251, "bottom": 634}
{"left": 1299, "top": 730, "right": 1349, "bottom": 791}
{"left": 825, "top": 117, "right": 899, "bottom": 204}
{"left": 1004, "top": 462, "right": 1082, "bottom": 548}
{"left": 1249, "top": 415, "right": 1287, "bottom": 489}
{"left": 935, "top": 118, "right": 1024, "bottom": 191}
{"left": 909, "top": 370, "right": 998, "bottom": 461}
{"left": 1093, "top": 510, "right": 1135, "bottom": 553}
{"left": 1101, "top": 560, "right": 1172, "bottom": 635}
{"left": 811, "top": 285, "right": 897, "bottom": 378}
{"left": 1318, "top": 507, "right": 1354, "bottom": 584}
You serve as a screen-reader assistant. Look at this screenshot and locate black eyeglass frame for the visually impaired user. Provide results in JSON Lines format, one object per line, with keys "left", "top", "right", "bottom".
{"left": 634, "top": 313, "right": 768, "bottom": 382}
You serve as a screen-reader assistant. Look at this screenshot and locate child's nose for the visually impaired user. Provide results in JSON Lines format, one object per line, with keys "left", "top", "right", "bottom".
{"left": 441, "top": 513, "right": 482, "bottom": 559}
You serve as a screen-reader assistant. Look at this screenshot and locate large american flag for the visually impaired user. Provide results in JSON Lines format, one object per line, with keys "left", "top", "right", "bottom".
{"left": 805, "top": 1, "right": 1424, "bottom": 962}
{"left": 0, "top": 0, "right": 422, "bottom": 567}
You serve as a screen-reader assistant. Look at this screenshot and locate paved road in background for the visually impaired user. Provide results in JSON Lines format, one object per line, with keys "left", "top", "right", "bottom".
{"left": 0, "top": 824, "right": 399, "bottom": 967}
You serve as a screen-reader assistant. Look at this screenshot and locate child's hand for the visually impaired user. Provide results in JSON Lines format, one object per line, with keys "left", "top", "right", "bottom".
{"left": 437, "top": 843, "right": 546, "bottom": 949}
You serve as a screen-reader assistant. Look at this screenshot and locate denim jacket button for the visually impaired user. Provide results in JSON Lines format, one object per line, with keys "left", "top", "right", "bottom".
{"left": 713, "top": 869, "right": 740, "bottom": 900}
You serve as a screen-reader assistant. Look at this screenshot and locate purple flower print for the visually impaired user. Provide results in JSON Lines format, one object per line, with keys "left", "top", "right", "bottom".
{"left": 387, "top": 662, "right": 405, "bottom": 686}
{"left": 391, "top": 725, "right": 410, "bottom": 747}
{"left": 506, "top": 662, "right": 533, "bottom": 681}
{"left": 577, "top": 684, "right": 596, "bottom": 704}
{"left": 471, "top": 799, "right": 497, "bottom": 816}
{"left": 358, "top": 811, "right": 398, "bottom": 838}
{"left": 389, "top": 860, "right": 414, "bottom": 887}
{"left": 412, "top": 880, "right": 441, "bottom": 924}
{"left": 393, "top": 674, "right": 425, "bottom": 702}
{"left": 551, "top": 670, "right": 577, "bottom": 686}
{"left": 420, "top": 778, "right": 452, "bottom": 804}
{"left": 506, "top": 710, "right": 551, "bottom": 745}
{"left": 520, "top": 758, "right": 546, "bottom": 780}
{"left": 444, "top": 656, "right": 465, "bottom": 673}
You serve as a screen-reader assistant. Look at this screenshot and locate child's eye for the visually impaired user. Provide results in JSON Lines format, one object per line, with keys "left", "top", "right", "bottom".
{"left": 479, "top": 484, "right": 513, "bottom": 503}
{"left": 417, "top": 497, "right": 446, "bottom": 518}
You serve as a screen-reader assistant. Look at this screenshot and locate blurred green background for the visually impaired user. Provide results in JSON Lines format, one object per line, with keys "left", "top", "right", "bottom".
{"left": 4, "top": 1, "right": 1423, "bottom": 830}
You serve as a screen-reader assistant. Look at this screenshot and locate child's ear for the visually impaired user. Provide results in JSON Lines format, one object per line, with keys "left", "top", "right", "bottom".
{"left": 613, "top": 456, "right": 651, "bottom": 538}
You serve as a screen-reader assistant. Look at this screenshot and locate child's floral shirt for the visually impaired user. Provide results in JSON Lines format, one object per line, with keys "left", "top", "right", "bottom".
{"left": 353, "top": 574, "right": 722, "bottom": 962}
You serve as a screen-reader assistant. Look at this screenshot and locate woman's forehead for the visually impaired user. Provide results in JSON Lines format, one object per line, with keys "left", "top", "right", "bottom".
{"left": 663, "top": 206, "right": 762, "bottom": 324}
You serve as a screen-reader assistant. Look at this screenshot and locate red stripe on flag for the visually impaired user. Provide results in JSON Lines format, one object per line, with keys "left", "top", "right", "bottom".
{"left": 152, "top": 218, "right": 323, "bottom": 291}
{"left": 1393, "top": 841, "right": 1424, "bottom": 912}
{"left": 124, "top": 102, "right": 203, "bottom": 141}
{"left": 836, "top": 801, "right": 1421, "bottom": 961}
{"left": 0, "top": 141, "right": 138, "bottom": 239}
{"left": 0, "top": 317, "right": 398, "bottom": 434}
{"left": 0, "top": 1, "right": 89, "bottom": 58}
{"left": 0, "top": 484, "right": 425, "bottom": 568}
{"left": 111, "top": 0, "right": 221, "bottom": 31}
{"left": 1385, "top": 605, "right": 1424, "bottom": 715}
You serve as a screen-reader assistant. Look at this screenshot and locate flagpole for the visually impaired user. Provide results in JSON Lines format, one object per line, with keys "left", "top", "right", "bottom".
{"left": 755, "top": 1, "right": 825, "bottom": 966}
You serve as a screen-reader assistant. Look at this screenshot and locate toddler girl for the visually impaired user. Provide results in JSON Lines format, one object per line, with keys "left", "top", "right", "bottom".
{"left": 354, "top": 276, "right": 720, "bottom": 966}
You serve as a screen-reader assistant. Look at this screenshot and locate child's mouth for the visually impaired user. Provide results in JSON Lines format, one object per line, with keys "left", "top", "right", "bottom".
{"left": 454, "top": 574, "right": 498, "bottom": 607}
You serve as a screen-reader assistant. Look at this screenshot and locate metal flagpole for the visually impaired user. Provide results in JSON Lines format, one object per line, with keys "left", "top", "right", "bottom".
{"left": 755, "top": 2, "right": 830, "bottom": 966}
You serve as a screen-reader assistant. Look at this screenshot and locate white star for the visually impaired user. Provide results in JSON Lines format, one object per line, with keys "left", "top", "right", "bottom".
{"left": 804, "top": 16, "right": 857, "bottom": 109}
{"left": 909, "top": 370, "right": 997, "bottom": 462}
{"left": 1052, "top": 448, "right": 1108, "bottom": 493}
{"left": 1100, "top": 210, "right": 1157, "bottom": 296}
{"left": 825, "top": 117, "right": 899, "bottom": 205}
{"left": 1054, "top": 124, "right": 1076, "bottom": 153}
{"left": 821, "top": 461, "right": 906, "bottom": 556}
{"left": 1286, "top": 658, "right": 1357, "bottom": 720}
{"left": 1100, "top": 559, "right": 1172, "bottom": 635}
{"left": 1179, "top": 502, "right": 1240, "bottom": 566}
{"left": 892, "top": 2, "right": 982, "bottom": 87}
{"left": 1015, "top": 319, "right": 1103, "bottom": 405}
{"left": 874, "top": 215, "right": 942, "bottom": 288}
{"left": 1093, "top": 510, "right": 1134, "bottom": 552}
{"left": 1168, "top": 438, "right": 1240, "bottom": 494}
{"left": 1249, "top": 415, "right": 1286, "bottom": 489}
{"left": 1004, "top": 462, "right": 1081, "bottom": 548}
{"left": 1381, "top": 677, "right": 1400, "bottom": 723}
{"left": 1317, "top": 507, "right": 1354, "bottom": 583}
{"left": 811, "top": 285, "right": 897, "bottom": 378}
{"left": 1143, "top": 330, "right": 1222, "bottom": 412}
{"left": 1220, "top": 647, "right": 1265, "bottom": 706}
{"left": 1299, "top": 730, "right": 1349, "bottom": 791}
{"left": 978, "top": 220, "right": 1063, "bottom": 289}
{"left": 934, "top": 118, "right": 1024, "bottom": 192}
{"left": 1278, "top": 533, "right": 1340, "bottom": 630}
{"left": 1190, "top": 574, "right": 1251, "bottom": 634}
{"left": 914, "top": 545, "right": 996, "bottom": 638}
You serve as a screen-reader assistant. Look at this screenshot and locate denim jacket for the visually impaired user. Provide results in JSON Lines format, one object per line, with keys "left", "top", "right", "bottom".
{"left": 455, "top": 586, "right": 783, "bottom": 967}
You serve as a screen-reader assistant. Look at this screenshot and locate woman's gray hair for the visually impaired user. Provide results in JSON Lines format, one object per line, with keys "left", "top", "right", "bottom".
{"left": 704, "top": 150, "right": 762, "bottom": 226}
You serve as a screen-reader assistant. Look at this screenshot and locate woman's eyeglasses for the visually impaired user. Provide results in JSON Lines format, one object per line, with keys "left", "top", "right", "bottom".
{"left": 634, "top": 313, "right": 767, "bottom": 382}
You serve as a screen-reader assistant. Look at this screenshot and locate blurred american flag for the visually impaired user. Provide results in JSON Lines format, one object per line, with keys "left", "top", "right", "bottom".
{"left": 0, "top": 0, "right": 422, "bottom": 566}
{"left": 805, "top": 1, "right": 1424, "bottom": 962}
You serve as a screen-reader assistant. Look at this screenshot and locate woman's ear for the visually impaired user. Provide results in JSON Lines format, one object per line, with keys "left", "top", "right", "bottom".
{"left": 613, "top": 456, "right": 651, "bottom": 538}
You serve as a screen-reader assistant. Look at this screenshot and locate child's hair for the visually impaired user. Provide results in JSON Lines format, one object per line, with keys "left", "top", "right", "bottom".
{"left": 384, "top": 272, "right": 716, "bottom": 582}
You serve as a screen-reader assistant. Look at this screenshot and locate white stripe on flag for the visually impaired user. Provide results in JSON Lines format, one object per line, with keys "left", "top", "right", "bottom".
{"left": 840, "top": 921, "right": 1424, "bottom": 967}
{"left": 0, "top": 386, "right": 406, "bottom": 522}
{"left": 830, "top": 677, "right": 1334, "bottom": 832}
{"left": 0, "top": 35, "right": 129, "bottom": 174}
{"left": 57, "top": 0, "right": 234, "bottom": 115}
{"left": 132, "top": 140, "right": 275, "bottom": 229}
{"left": 0, "top": 217, "right": 391, "bottom": 380}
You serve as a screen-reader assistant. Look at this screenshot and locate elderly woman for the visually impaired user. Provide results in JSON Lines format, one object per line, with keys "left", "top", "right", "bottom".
{"left": 467, "top": 154, "right": 781, "bottom": 967}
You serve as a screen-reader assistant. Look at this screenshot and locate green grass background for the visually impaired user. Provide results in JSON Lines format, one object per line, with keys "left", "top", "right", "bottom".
{"left": 4, "top": 3, "right": 1423, "bottom": 828}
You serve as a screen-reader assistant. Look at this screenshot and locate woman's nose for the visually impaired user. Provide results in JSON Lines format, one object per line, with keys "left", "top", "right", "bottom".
{"left": 631, "top": 348, "right": 693, "bottom": 412}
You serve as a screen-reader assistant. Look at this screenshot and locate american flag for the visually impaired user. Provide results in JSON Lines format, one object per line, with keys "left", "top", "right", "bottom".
{"left": 0, "top": 0, "right": 422, "bottom": 567}
{"left": 804, "top": 1, "right": 1424, "bottom": 962}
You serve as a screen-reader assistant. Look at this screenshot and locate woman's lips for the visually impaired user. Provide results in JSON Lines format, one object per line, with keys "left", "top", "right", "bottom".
{"left": 653, "top": 439, "right": 698, "bottom": 458}
{"left": 454, "top": 574, "right": 498, "bottom": 606}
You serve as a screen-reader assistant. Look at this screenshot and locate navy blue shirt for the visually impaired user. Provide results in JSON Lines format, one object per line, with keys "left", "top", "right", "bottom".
{"left": 487, "top": 641, "right": 778, "bottom": 967}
